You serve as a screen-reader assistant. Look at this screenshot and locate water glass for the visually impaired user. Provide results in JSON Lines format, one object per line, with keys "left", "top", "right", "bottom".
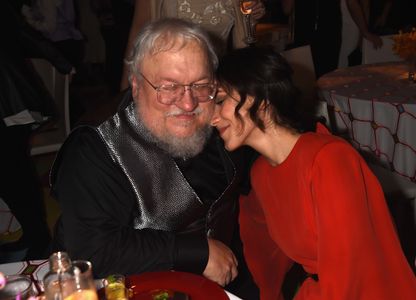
{"left": 0, "top": 275, "right": 35, "bottom": 300}
{"left": 65, "top": 260, "right": 98, "bottom": 300}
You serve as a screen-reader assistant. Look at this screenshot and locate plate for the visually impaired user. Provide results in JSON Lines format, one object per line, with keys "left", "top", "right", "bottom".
{"left": 126, "top": 271, "right": 228, "bottom": 300}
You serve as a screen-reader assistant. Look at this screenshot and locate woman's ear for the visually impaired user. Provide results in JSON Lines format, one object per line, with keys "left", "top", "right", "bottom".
{"left": 243, "top": 95, "right": 256, "bottom": 109}
{"left": 257, "top": 99, "right": 271, "bottom": 123}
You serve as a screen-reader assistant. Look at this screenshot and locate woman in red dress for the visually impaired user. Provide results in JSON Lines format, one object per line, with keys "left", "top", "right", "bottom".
{"left": 211, "top": 46, "right": 416, "bottom": 299}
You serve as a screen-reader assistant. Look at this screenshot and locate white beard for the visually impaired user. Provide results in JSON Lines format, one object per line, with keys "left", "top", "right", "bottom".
{"left": 135, "top": 102, "right": 212, "bottom": 159}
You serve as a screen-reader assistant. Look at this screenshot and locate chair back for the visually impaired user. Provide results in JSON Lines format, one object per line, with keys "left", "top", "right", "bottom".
{"left": 30, "top": 59, "right": 71, "bottom": 155}
{"left": 281, "top": 45, "right": 330, "bottom": 125}
{"left": 362, "top": 34, "right": 402, "bottom": 64}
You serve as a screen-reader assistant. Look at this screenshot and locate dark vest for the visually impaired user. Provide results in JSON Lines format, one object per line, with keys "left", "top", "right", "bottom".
{"left": 94, "top": 97, "right": 239, "bottom": 242}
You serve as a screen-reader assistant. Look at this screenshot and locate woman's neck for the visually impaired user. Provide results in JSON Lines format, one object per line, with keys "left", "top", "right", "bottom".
{"left": 248, "top": 125, "right": 301, "bottom": 166}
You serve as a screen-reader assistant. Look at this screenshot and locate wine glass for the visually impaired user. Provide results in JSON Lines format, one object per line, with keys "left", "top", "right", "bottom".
{"left": 240, "top": 0, "right": 257, "bottom": 45}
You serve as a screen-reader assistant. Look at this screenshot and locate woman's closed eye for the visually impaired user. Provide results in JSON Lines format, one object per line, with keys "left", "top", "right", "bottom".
{"left": 214, "top": 95, "right": 227, "bottom": 105}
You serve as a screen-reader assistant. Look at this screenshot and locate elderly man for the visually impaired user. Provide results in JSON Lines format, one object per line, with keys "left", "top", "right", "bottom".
{"left": 50, "top": 18, "right": 258, "bottom": 297}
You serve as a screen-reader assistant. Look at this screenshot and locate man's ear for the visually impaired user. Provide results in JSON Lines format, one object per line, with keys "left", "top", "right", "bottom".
{"left": 131, "top": 76, "right": 139, "bottom": 98}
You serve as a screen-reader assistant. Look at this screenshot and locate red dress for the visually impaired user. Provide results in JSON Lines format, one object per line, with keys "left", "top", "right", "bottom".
{"left": 239, "top": 125, "right": 416, "bottom": 299}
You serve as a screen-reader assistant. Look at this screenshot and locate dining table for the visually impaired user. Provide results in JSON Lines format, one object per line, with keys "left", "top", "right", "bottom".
{"left": 317, "top": 61, "right": 416, "bottom": 182}
{"left": 0, "top": 259, "right": 242, "bottom": 299}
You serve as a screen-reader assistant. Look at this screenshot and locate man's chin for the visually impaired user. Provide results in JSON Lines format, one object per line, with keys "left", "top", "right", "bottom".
{"left": 167, "top": 126, "right": 200, "bottom": 139}
{"left": 161, "top": 125, "right": 213, "bottom": 159}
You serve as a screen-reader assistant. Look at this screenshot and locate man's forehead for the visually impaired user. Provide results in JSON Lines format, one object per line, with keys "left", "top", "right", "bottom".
{"left": 140, "top": 41, "right": 210, "bottom": 73}
{"left": 151, "top": 37, "right": 203, "bottom": 56}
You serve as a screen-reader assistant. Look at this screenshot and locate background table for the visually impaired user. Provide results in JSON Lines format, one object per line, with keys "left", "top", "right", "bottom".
{"left": 318, "top": 62, "right": 416, "bottom": 182}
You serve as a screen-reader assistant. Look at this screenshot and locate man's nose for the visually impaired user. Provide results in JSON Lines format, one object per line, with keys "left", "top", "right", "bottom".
{"left": 176, "top": 88, "right": 198, "bottom": 111}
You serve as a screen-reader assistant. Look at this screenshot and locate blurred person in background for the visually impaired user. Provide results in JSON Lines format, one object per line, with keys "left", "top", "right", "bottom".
{"left": 282, "top": 0, "right": 342, "bottom": 77}
{"left": 338, "top": 0, "right": 382, "bottom": 68}
{"left": 119, "top": 0, "right": 267, "bottom": 91}
{"left": 22, "top": 0, "right": 84, "bottom": 71}
{"left": 0, "top": 0, "right": 72, "bottom": 261}
{"left": 369, "top": 0, "right": 415, "bottom": 34}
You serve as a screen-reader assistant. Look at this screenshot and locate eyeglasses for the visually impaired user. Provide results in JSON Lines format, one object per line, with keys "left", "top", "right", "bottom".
{"left": 139, "top": 72, "right": 217, "bottom": 105}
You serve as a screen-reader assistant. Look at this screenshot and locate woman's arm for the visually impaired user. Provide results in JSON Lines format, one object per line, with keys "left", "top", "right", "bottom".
{"left": 346, "top": 0, "right": 382, "bottom": 48}
{"left": 239, "top": 192, "right": 293, "bottom": 300}
{"left": 374, "top": 0, "right": 393, "bottom": 29}
{"left": 312, "top": 142, "right": 416, "bottom": 298}
{"left": 281, "top": 0, "right": 294, "bottom": 16}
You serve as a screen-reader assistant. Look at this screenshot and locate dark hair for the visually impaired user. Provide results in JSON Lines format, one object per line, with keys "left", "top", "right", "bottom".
{"left": 216, "top": 46, "right": 317, "bottom": 133}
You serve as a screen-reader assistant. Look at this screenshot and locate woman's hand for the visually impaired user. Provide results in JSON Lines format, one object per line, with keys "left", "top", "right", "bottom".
{"left": 247, "top": 1, "right": 266, "bottom": 23}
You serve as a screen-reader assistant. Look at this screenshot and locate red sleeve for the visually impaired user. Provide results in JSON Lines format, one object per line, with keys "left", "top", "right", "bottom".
{"left": 311, "top": 142, "right": 416, "bottom": 299}
{"left": 239, "top": 192, "right": 293, "bottom": 300}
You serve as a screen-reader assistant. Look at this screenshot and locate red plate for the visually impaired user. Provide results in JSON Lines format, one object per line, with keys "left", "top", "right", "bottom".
{"left": 126, "top": 271, "right": 228, "bottom": 300}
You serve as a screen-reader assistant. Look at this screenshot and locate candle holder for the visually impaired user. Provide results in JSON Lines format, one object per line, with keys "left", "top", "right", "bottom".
{"left": 406, "top": 57, "right": 416, "bottom": 83}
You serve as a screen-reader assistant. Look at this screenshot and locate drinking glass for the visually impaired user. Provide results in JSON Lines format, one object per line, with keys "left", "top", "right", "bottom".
{"left": 240, "top": 0, "right": 257, "bottom": 45}
{"left": 104, "top": 274, "right": 127, "bottom": 300}
{"left": 64, "top": 260, "right": 98, "bottom": 300}
{"left": 0, "top": 275, "right": 36, "bottom": 300}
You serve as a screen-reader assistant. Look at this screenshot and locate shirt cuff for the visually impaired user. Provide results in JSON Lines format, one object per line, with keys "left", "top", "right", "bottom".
{"left": 173, "top": 232, "right": 208, "bottom": 274}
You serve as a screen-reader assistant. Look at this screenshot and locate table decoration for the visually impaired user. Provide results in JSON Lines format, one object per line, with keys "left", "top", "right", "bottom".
{"left": 392, "top": 28, "right": 416, "bottom": 83}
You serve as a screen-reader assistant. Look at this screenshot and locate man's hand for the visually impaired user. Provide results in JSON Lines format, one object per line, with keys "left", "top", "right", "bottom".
{"left": 202, "top": 239, "right": 238, "bottom": 286}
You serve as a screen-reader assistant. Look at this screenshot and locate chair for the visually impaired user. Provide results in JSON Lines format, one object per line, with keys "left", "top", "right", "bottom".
{"left": 367, "top": 163, "right": 416, "bottom": 199}
{"left": 281, "top": 45, "right": 330, "bottom": 126}
{"left": 362, "top": 34, "right": 402, "bottom": 64}
{"left": 367, "top": 162, "right": 416, "bottom": 220}
{"left": 29, "top": 59, "right": 71, "bottom": 155}
{"left": 0, "top": 197, "right": 27, "bottom": 263}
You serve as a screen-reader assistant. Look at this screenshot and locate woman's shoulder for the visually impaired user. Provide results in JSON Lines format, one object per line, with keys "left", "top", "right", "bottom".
{"left": 299, "top": 130, "right": 348, "bottom": 154}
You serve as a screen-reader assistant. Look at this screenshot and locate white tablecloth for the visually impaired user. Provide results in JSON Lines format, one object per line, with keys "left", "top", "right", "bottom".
{"left": 318, "top": 62, "right": 416, "bottom": 182}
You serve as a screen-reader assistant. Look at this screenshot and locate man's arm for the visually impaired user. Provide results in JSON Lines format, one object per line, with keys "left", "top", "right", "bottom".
{"left": 52, "top": 127, "right": 209, "bottom": 277}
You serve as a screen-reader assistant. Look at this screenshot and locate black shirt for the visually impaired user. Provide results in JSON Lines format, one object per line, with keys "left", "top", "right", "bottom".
{"left": 52, "top": 127, "right": 232, "bottom": 277}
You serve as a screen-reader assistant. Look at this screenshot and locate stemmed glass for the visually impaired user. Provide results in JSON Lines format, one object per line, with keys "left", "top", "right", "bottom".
{"left": 240, "top": 0, "right": 257, "bottom": 46}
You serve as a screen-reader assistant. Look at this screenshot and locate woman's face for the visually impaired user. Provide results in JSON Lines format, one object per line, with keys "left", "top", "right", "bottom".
{"left": 211, "top": 87, "right": 257, "bottom": 151}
